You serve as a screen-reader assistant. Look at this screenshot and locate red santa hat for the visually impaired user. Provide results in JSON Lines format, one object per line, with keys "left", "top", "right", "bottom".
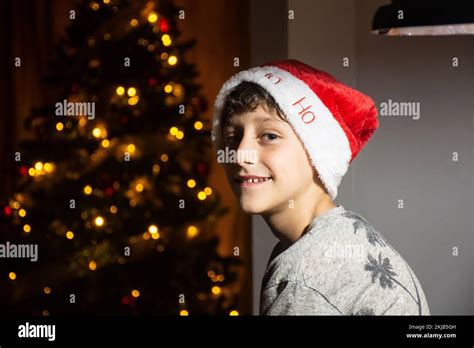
{"left": 212, "top": 59, "right": 379, "bottom": 199}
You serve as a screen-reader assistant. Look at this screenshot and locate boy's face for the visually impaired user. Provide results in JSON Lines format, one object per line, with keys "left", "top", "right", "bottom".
{"left": 220, "top": 104, "right": 320, "bottom": 215}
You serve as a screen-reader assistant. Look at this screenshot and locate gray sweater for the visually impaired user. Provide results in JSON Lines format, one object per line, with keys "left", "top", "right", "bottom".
{"left": 260, "top": 205, "right": 430, "bottom": 315}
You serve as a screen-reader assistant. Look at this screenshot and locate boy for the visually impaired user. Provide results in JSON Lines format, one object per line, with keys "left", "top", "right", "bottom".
{"left": 211, "top": 59, "right": 430, "bottom": 315}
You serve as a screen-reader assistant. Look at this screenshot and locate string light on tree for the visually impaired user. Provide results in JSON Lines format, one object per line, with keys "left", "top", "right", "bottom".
{"left": 197, "top": 191, "right": 207, "bottom": 200}
{"left": 168, "top": 55, "right": 178, "bottom": 66}
{"left": 84, "top": 185, "right": 93, "bottom": 195}
{"left": 94, "top": 216, "right": 105, "bottom": 227}
{"left": 161, "top": 34, "right": 172, "bottom": 46}
{"left": 127, "top": 87, "right": 137, "bottom": 97}
{"left": 116, "top": 86, "right": 125, "bottom": 96}
{"left": 128, "top": 95, "right": 139, "bottom": 105}
{"left": 187, "top": 225, "right": 199, "bottom": 239}
{"left": 147, "top": 11, "right": 158, "bottom": 23}
{"left": 92, "top": 126, "right": 107, "bottom": 139}
{"left": 127, "top": 144, "right": 136, "bottom": 153}
{"left": 194, "top": 121, "right": 203, "bottom": 130}
{"left": 164, "top": 84, "right": 173, "bottom": 93}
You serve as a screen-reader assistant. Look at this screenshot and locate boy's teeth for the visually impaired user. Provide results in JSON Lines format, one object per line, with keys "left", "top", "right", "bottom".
{"left": 243, "top": 178, "right": 270, "bottom": 183}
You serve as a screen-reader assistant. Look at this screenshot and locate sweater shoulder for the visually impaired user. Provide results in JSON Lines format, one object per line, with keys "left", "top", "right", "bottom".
{"left": 294, "top": 210, "right": 430, "bottom": 315}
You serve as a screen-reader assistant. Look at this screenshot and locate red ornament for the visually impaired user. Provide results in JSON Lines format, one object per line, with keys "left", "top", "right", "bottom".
{"left": 148, "top": 78, "right": 157, "bottom": 87}
{"left": 105, "top": 187, "right": 114, "bottom": 196}
{"left": 159, "top": 18, "right": 169, "bottom": 32}
{"left": 19, "top": 166, "right": 28, "bottom": 176}
{"left": 121, "top": 296, "right": 130, "bottom": 305}
{"left": 4, "top": 206, "right": 12, "bottom": 216}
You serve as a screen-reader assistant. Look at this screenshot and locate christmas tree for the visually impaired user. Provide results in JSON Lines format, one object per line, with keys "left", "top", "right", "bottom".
{"left": 0, "top": 0, "right": 242, "bottom": 316}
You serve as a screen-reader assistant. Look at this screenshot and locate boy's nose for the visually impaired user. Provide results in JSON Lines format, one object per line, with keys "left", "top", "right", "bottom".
{"left": 235, "top": 135, "right": 258, "bottom": 166}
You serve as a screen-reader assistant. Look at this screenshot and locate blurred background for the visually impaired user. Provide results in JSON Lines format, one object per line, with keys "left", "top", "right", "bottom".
{"left": 0, "top": 0, "right": 252, "bottom": 315}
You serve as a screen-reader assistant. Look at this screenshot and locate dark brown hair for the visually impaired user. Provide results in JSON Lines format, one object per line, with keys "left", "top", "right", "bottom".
{"left": 220, "top": 81, "right": 287, "bottom": 131}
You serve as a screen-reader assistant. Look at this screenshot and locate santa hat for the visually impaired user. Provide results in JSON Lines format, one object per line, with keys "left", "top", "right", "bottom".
{"left": 211, "top": 59, "right": 379, "bottom": 200}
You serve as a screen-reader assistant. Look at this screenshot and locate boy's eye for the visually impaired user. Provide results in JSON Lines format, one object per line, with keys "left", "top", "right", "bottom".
{"left": 262, "top": 133, "right": 279, "bottom": 141}
{"left": 224, "top": 134, "right": 238, "bottom": 146}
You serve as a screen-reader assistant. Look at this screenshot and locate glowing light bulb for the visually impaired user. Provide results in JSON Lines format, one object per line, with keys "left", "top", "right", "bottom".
{"left": 168, "top": 55, "right": 178, "bottom": 66}
{"left": 148, "top": 225, "right": 158, "bottom": 234}
{"left": 127, "top": 87, "right": 137, "bottom": 97}
{"left": 116, "top": 86, "right": 125, "bottom": 95}
{"left": 84, "top": 185, "right": 93, "bottom": 195}
{"left": 180, "top": 309, "right": 189, "bottom": 316}
{"left": 127, "top": 144, "right": 136, "bottom": 153}
{"left": 128, "top": 96, "right": 139, "bottom": 105}
{"left": 164, "top": 84, "right": 173, "bottom": 93}
{"left": 187, "top": 179, "right": 196, "bottom": 188}
{"left": 187, "top": 225, "right": 199, "bottom": 238}
{"left": 148, "top": 12, "right": 158, "bottom": 23}
{"left": 94, "top": 216, "right": 105, "bottom": 227}
{"left": 66, "top": 231, "right": 74, "bottom": 239}
{"left": 169, "top": 127, "right": 178, "bottom": 135}
{"left": 194, "top": 121, "right": 203, "bottom": 130}
{"left": 9, "top": 272, "right": 16, "bottom": 280}
{"left": 92, "top": 127, "right": 102, "bottom": 138}
{"left": 56, "top": 122, "right": 64, "bottom": 131}
{"left": 89, "top": 261, "right": 97, "bottom": 270}
{"left": 43, "top": 163, "right": 53, "bottom": 173}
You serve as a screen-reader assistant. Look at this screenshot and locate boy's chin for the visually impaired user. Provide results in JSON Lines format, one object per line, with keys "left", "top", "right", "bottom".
{"left": 238, "top": 199, "right": 270, "bottom": 215}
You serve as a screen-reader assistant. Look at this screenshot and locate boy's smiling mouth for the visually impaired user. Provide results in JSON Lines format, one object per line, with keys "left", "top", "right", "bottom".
{"left": 234, "top": 174, "right": 273, "bottom": 188}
